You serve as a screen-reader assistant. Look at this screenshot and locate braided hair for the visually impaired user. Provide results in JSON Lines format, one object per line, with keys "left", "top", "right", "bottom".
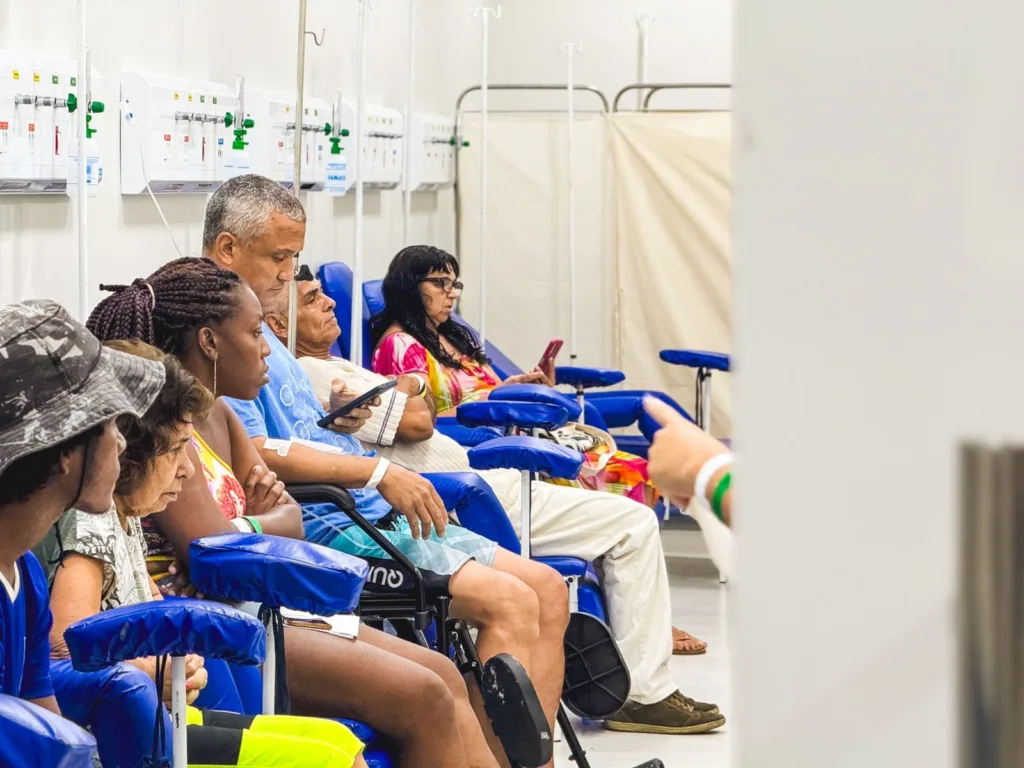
{"left": 87, "top": 257, "right": 243, "bottom": 356}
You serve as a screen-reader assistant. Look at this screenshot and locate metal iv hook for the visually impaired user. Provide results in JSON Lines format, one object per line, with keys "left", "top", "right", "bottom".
{"left": 305, "top": 28, "right": 326, "bottom": 46}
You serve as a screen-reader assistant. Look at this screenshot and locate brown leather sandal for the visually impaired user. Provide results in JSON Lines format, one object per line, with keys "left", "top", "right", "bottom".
{"left": 672, "top": 627, "right": 708, "bottom": 656}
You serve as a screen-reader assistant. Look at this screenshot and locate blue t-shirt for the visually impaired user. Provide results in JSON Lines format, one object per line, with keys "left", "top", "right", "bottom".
{"left": 0, "top": 553, "right": 54, "bottom": 700}
{"left": 225, "top": 326, "right": 391, "bottom": 545}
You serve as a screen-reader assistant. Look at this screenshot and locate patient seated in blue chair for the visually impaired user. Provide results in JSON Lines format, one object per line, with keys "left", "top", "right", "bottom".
{"left": 263, "top": 271, "right": 727, "bottom": 736}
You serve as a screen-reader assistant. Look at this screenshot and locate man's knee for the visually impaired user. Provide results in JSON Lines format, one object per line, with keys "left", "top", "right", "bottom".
{"left": 396, "top": 668, "right": 458, "bottom": 737}
{"left": 534, "top": 566, "right": 570, "bottom": 629}
{"left": 479, "top": 572, "right": 541, "bottom": 635}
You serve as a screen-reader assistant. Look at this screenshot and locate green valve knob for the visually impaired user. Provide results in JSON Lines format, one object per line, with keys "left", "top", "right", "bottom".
{"left": 242, "top": 118, "right": 254, "bottom": 129}
{"left": 233, "top": 128, "right": 247, "bottom": 139}
{"left": 324, "top": 122, "right": 332, "bottom": 134}
{"left": 224, "top": 112, "right": 234, "bottom": 128}
{"left": 329, "top": 137, "right": 342, "bottom": 154}
{"left": 462, "top": 140, "right": 470, "bottom": 147}
{"left": 89, "top": 100, "right": 105, "bottom": 114}
{"left": 66, "top": 93, "right": 78, "bottom": 113}
{"left": 449, "top": 136, "right": 456, "bottom": 145}
{"left": 340, "top": 128, "right": 350, "bottom": 137}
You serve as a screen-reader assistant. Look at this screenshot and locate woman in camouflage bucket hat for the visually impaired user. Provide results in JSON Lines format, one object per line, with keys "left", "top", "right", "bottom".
{"left": 0, "top": 300, "right": 164, "bottom": 715}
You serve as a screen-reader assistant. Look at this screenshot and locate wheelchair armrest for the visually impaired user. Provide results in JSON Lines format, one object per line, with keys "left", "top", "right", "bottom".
{"left": 555, "top": 366, "right": 626, "bottom": 390}
{"left": 456, "top": 401, "right": 569, "bottom": 432}
{"left": 435, "top": 416, "right": 503, "bottom": 447}
{"left": 422, "top": 472, "right": 522, "bottom": 553}
{"left": 489, "top": 384, "right": 583, "bottom": 421}
{"left": 659, "top": 349, "right": 731, "bottom": 372}
{"left": 0, "top": 695, "right": 96, "bottom": 768}
{"left": 286, "top": 483, "right": 428, "bottom": 616}
{"left": 190, "top": 533, "right": 368, "bottom": 616}
{"left": 64, "top": 601, "right": 266, "bottom": 672}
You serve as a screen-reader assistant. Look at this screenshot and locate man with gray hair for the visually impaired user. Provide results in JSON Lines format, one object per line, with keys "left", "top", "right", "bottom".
{"left": 203, "top": 173, "right": 307, "bottom": 306}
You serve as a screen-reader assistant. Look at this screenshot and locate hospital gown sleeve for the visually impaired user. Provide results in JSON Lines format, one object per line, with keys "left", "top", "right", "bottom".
{"left": 224, "top": 396, "right": 270, "bottom": 439}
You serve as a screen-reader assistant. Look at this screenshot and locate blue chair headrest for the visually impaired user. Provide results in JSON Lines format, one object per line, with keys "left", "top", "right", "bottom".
{"left": 190, "top": 533, "right": 369, "bottom": 616}
{"left": 489, "top": 383, "right": 583, "bottom": 421}
{"left": 363, "top": 279, "right": 385, "bottom": 319}
{"left": 0, "top": 695, "right": 96, "bottom": 768}
{"left": 468, "top": 436, "right": 584, "bottom": 480}
{"left": 555, "top": 366, "right": 627, "bottom": 390}
{"left": 318, "top": 261, "right": 375, "bottom": 365}
{"left": 457, "top": 401, "right": 569, "bottom": 432}
{"left": 64, "top": 600, "right": 266, "bottom": 671}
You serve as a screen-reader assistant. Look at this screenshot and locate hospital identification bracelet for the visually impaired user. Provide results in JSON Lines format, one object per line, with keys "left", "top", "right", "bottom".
{"left": 408, "top": 373, "right": 427, "bottom": 397}
{"left": 694, "top": 452, "right": 734, "bottom": 506}
{"left": 710, "top": 472, "right": 732, "bottom": 523}
{"left": 365, "top": 458, "right": 392, "bottom": 491}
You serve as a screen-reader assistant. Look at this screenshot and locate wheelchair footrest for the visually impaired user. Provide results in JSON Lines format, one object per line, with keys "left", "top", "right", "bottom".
{"left": 481, "top": 654, "right": 553, "bottom": 768}
{"left": 562, "top": 612, "right": 631, "bottom": 720}
{"left": 629, "top": 761, "right": 665, "bottom": 768}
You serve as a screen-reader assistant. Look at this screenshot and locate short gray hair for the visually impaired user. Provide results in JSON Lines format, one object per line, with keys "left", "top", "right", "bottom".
{"left": 202, "top": 174, "right": 307, "bottom": 252}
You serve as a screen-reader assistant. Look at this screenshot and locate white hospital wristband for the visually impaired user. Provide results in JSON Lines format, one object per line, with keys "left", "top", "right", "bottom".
{"left": 694, "top": 452, "right": 734, "bottom": 503}
{"left": 231, "top": 517, "right": 256, "bottom": 533}
{"left": 365, "top": 458, "right": 391, "bottom": 491}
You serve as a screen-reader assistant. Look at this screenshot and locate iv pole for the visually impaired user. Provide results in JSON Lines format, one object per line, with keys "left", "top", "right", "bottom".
{"left": 561, "top": 42, "right": 582, "bottom": 362}
{"left": 472, "top": 5, "right": 500, "bottom": 345}
{"left": 287, "top": 0, "right": 309, "bottom": 354}
{"left": 349, "top": 0, "right": 370, "bottom": 366}
{"left": 402, "top": 0, "right": 415, "bottom": 246}
{"left": 635, "top": 13, "right": 654, "bottom": 110}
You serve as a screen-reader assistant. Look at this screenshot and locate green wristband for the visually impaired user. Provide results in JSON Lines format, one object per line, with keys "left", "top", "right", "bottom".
{"left": 710, "top": 470, "right": 732, "bottom": 523}
{"left": 243, "top": 515, "right": 263, "bottom": 535}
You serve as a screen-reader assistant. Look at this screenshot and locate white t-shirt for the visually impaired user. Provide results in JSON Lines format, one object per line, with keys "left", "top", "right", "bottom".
{"left": 298, "top": 355, "right": 472, "bottom": 473}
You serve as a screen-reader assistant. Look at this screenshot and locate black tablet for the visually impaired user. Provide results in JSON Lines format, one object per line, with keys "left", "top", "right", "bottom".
{"left": 316, "top": 379, "right": 398, "bottom": 429}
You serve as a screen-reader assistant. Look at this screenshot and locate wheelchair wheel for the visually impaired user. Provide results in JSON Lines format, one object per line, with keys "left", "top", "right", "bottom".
{"left": 481, "top": 654, "right": 553, "bottom": 768}
{"left": 562, "top": 611, "right": 631, "bottom": 720}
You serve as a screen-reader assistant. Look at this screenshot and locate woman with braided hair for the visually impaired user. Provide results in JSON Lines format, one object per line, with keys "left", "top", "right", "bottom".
{"left": 87, "top": 257, "right": 509, "bottom": 768}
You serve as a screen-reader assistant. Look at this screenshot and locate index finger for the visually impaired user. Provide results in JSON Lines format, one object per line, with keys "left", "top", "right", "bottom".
{"left": 643, "top": 396, "right": 688, "bottom": 428}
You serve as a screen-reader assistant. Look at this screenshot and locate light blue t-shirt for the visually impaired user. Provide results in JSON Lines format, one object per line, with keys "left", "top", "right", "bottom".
{"left": 225, "top": 326, "right": 392, "bottom": 544}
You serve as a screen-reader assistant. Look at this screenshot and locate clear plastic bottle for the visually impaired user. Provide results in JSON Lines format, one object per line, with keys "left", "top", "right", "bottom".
{"left": 325, "top": 136, "right": 348, "bottom": 196}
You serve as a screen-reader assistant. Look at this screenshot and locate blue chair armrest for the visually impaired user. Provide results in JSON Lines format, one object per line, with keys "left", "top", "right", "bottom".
{"left": 659, "top": 349, "right": 731, "bottom": 372}
{"left": 457, "top": 401, "right": 569, "bottom": 432}
{"left": 489, "top": 384, "right": 583, "bottom": 421}
{"left": 423, "top": 472, "right": 522, "bottom": 553}
{"left": 555, "top": 366, "right": 626, "bottom": 390}
{"left": 468, "top": 436, "right": 583, "bottom": 480}
{"left": 190, "top": 533, "right": 369, "bottom": 616}
{"left": 64, "top": 601, "right": 266, "bottom": 672}
{"left": 435, "top": 417, "right": 502, "bottom": 447}
{"left": 0, "top": 695, "right": 96, "bottom": 768}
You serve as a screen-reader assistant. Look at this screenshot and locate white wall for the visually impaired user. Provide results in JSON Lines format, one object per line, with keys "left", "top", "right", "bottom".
{"left": 0, "top": 0, "right": 458, "bottom": 314}
{"left": 733, "top": 0, "right": 1024, "bottom": 766}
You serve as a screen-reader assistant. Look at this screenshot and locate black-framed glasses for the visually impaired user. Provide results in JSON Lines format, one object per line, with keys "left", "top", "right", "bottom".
{"left": 420, "top": 277, "right": 464, "bottom": 295}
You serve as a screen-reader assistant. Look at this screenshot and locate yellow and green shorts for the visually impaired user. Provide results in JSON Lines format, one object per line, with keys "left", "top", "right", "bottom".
{"left": 185, "top": 707, "right": 364, "bottom": 768}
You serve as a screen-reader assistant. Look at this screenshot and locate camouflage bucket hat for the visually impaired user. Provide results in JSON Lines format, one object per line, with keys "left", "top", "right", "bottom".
{"left": 0, "top": 300, "right": 166, "bottom": 478}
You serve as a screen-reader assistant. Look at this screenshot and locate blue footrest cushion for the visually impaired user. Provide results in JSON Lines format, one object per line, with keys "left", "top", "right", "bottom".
{"left": 555, "top": 366, "right": 626, "bottom": 389}
{"left": 489, "top": 384, "right": 583, "bottom": 421}
{"left": 435, "top": 417, "right": 503, "bottom": 447}
{"left": 534, "top": 556, "right": 590, "bottom": 578}
{"left": 64, "top": 601, "right": 266, "bottom": 671}
{"left": 457, "top": 401, "right": 569, "bottom": 432}
{"left": 0, "top": 694, "right": 96, "bottom": 768}
{"left": 468, "top": 436, "right": 583, "bottom": 480}
{"left": 190, "top": 533, "right": 369, "bottom": 616}
{"left": 659, "top": 349, "right": 731, "bottom": 372}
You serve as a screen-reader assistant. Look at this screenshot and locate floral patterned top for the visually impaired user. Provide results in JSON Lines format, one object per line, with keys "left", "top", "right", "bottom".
{"left": 371, "top": 332, "right": 500, "bottom": 412}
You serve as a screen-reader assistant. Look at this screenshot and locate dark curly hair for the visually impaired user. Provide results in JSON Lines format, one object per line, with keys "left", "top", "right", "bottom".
{"left": 371, "top": 245, "right": 488, "bottom": 369}
{"left": 86, "top": 257, "right": 244, "bottom": 357}
{"left": 103, "top": 340, "right": 214, "bottom": 499}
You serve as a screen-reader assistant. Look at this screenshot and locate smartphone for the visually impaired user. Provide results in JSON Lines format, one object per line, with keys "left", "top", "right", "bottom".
{"left": 537, "top": 339, "right": 564, "bottom": 371}
{"left": 316, "top": 379, "right": 398, "bottom": 429}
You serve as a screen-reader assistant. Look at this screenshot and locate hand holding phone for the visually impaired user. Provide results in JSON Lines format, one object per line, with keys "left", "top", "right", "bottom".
{"left": 537, "top": 339, "right": 564, "bottom": 372}
{"left": 316, "top": 379, "right": 398, "bottom": 429}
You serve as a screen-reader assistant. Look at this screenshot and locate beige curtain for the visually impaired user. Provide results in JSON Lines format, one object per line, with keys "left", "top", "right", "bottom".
{"left": 608, "top": 112, "right": 732, "bottom": 434}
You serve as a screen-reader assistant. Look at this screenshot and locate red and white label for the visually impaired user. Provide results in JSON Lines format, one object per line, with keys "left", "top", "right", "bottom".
{"left": 164, "top": 134, "right": 171, "bottom": 141}
{"left": 0, "top": 122, "right": 8, "bottom": 130}
{"left": 27, "top": 123, "right": 35, "bottom": 132}
{"left": 184, "top": 136, "right": 190, "bottom": 143}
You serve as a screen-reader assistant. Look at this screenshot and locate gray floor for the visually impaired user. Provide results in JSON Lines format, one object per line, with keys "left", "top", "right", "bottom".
{"left": 554, "top": 530, "right": 731, "bottom": 767}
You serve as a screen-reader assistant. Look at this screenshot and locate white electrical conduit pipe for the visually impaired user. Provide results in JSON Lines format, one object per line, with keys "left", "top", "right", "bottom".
{"left": 472, "top": 5, "right": 500, "bottom": 346}
{"left": 561, "top": 42, "right": 582, "bottom": 361}
{"left": 76, "top": 0, "right": 88, "bottom": 320}
{"left": 402, "top": 0, "right": 415, "bottom": 247}
{"left": 635, "top": 13, "right": 654, "bottom": 110}
{"left": 350, "top": 0, "right": 370, "bottom": 367}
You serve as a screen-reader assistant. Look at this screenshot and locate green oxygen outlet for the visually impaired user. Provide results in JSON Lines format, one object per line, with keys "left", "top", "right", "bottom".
{"left": 85, "top": 113, "right": 97, "bottom": 139}
{"left": 232, "top": 128, "right": 249, "bottom": 150}
{"left": 66, "top": 93, "right": 78, "bottom": 112}
{"left": 329, "top": 137, "right": 343, "bottom": 154}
